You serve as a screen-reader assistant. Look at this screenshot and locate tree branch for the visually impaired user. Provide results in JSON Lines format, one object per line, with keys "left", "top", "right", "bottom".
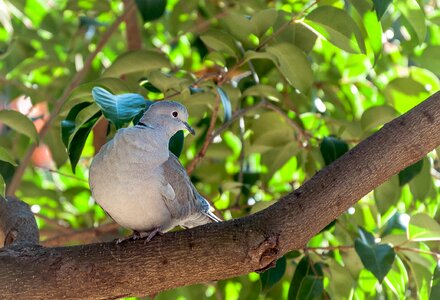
{"left": 0, "top": 196, "right": 39, "bottom": 247}
{"left": 1, "top": 92, "right": 440, "bottom": 298}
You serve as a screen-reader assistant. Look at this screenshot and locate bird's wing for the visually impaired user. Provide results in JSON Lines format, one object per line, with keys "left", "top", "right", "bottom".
{"left": 160, "top": 152, "right": 221, "bottom": 226}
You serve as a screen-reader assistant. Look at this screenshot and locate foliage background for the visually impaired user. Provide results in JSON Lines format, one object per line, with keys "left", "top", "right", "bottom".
{"left": 1, "top": 0, "right": 440, "bottom": 299}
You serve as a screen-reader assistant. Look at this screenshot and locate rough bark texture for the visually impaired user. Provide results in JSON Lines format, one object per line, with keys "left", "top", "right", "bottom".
{"left": 0, "top": 196, "right": 39, "bottom": 247}
{"left": 1, "top": 92, "right": 440, "bottom": 299}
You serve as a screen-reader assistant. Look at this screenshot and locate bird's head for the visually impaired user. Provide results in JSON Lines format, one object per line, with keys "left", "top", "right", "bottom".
{"left": 138, "top": 101, "right": 195, "bottom": 136}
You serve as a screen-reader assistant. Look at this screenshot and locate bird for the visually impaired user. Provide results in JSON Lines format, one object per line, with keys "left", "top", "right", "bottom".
{"left": 89, "top": 100, "right": 221, "bottom": 243}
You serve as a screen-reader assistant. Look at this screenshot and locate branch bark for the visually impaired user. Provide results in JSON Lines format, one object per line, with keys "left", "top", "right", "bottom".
{"left": 1, "top": 92, "right": 440, "bottom": 298}
{"left": 0, "top": 196, "right": 39, "bottom": 247}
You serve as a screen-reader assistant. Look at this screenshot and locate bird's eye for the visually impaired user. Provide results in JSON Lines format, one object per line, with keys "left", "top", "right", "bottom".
{"left": 172, "top": 111, "right": 178, "bottom": 118}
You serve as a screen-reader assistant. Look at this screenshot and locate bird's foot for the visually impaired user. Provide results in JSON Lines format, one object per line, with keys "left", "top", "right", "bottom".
{"left": 114, "top": 228, "right": 163, "bottom": 244}
{"left": 137, "top": 227, "right": 163, "bottom": 244}
{"left": 114, "top": 231, "right": 142, "bottom": 244}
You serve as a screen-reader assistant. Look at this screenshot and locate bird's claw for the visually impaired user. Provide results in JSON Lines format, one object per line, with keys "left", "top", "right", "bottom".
{"left": 114, "top": 228, "right": 163, "bottom": 244}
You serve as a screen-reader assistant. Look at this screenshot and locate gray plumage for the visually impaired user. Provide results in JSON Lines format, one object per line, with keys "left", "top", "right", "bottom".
{"left": 89, "top": 101, "right": 220, "bottom": 240}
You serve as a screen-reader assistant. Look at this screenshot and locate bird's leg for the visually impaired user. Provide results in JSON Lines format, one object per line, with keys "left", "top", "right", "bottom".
{"left": 137, "top": 227, "right": 163, "bottom": 244}
{"left": 115, "top": 230, "right": 141, "bottom": 244}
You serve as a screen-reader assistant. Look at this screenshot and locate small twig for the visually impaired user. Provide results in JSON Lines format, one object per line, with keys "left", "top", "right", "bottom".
{"left": 211, "top": 101, "right": 266, "bottom": 141}
{"left": 35, "top": 166, "right": 89, "bottom": 183}
{"left": 6, "top": 2, "right": 137, "bottom": 196}
{"left": 305, "top": 245, "right": 353, "bottom": 252}
{"left": 34, "top": 213, "right": 73, "bottom": 234}
{"left": 396, "top": 246, "right": 440, "bottom": 259}
{"left": 42, "top": 222, "right": 120, "bottom": 247}
{"left": 256, "top": 0, "right": 320, "bottom": 51}
{"left": 186, "top": 93, "right": 221, "bottom": 175}
{"left": 263, "top": 101, "right": 307, "bottom": 145}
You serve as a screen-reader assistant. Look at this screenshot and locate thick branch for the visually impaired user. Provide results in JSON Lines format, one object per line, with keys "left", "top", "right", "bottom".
{"left": 1, "top": 92, "right": 440, "bottom": 298}
{"left": 0, "top": 196, "right": 39, "bottom": 247}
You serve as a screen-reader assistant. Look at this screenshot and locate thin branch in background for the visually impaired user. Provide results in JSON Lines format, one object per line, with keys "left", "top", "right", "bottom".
{"left": 211, "top": 101, "right": 266, "bottom": 140}
{"left": 34, "top": 213, "right": 73, "bottom": 234}
{"left": 6, "top": 2, "right": 137, "bottom": 196}
{"left": 234, "top": 116, "right": 246, "bottom": 207}
{"left": 186, "top": 93, "right": 221, "bottom": 175}
{"left": 35, "top": 166, "right": 89, "bottom": 183}
{"left": 41, "top": 222, "right": 120, "bottom": 247}
{"left": 256, "top": 0, "right": 320, "bottom": 51}
{"left": 263, "top": 101, "right": 308, "bottom": 145}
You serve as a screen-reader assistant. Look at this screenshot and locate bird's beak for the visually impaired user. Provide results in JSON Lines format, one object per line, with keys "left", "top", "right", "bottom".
{"left": 182, "top": 121, "right": 196, "bottom": 135}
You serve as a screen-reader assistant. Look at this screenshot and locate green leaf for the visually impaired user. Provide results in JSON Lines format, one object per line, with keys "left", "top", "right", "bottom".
{"left": 384, "top": 77, "right": 429, "bottom": 114}
{"left": 413, "top": 46, "right": 440, "bottom": 77}
{"left": 0, "top": 146, "right": 17, "bottom": 166}
{"left": 430, "top": 265, "right": 440, "bottom": 300}
{"left": 372, "top": 0, "right": 392, "bottom": 20}
{"left": 327, "top": 259, "right": 354, "bottom": 299}
{"left": 396, "top": 0, "right": 426, "bottom": 44}
{"left": 374, "top": 175, "right": 401, "bottom": 215}
{"left": 408, "top": 213, "right": 440, "bottom": 241}
{"left": 354, "top": 237, "right": 395, "bottom": 283}
{"left": 288, "top": 256, "right": 323, "bottom": 300}
{"left": 262, "top": 142, "right": 297, "bottom": 181}
{"left": 260, "top": 256, "right": 286, "bottom": 292}
{"left": 409, "top": 157, "right": 432, "bottom": 201}
{"left": 361, "top": 105, "right": 398, "bottom": 132}
{"left": 169, "top": 131, "right": 184, "bottom": 158}
{"left": 0, "top": 174, "right": 5, "bottom": 197}
{"left": 67, "top": 112, "right": 101, "bottom": 172}
{"left": 92, "top": 87, "right": 148, "bottom": 129}
{"left": 406, "top": 260, "right": 432, "bottom": 299}
{"left": 216, "top": 87, "right": 232, "bottom": 122}
{"left": 200, "top": 29, "right": 241, "bottom": 58}
{"left": 102, "top": 50, "right": 171, "bottom": 78}
{"left": 135, "top": 0, "right": 166, "bottom": 23}
{"left": 0, "top": 110, "right": 38, "bottom": 143}
{"left": 358, "top": 226, "right": 376, "bottom": 245}
{"left": 319, "top": 136, "right": 349, "bottom": 166}
{"left": 252, "top": 8, "right": 278, "bottom": 36}
{"left": 222, "top": 13, "right": 254, "bottom": 45}
{"left": 61, "top": 102, "right": 93, "bottom": 147}
{"left": 398, "top": 159, "right": 423, "bottom": 186}
{"left": 296, "top": 275, "right": 324, "bottom": 300}
{"left": 265, "top": 43, "right": 313, "bottom": 92}
{"left": 304, "top": 6, "right": 365, "bottom": 54}
{"left": 243, "top": 85, "right": 283, "bottom": 102}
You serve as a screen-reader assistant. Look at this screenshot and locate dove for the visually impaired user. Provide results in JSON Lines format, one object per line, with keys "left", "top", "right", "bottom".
{"left": 89, "top": 101, "right": 221, "bottom": 243}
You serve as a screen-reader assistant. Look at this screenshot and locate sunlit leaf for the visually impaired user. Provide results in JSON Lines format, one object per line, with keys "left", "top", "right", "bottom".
{"left": 0, "top": 146, "right": 17, "bottom": 166}
{"left": 102, "top": 50, "right": 171, "bottom": 78}
{"left": 265, "top": 43, "right": 313, "bottom": 92}
{"left": 361, "top": 105, "right": 398, "bottom": 132}
{"left": 374, "top": 175, "right": 401, "bottom": 215}
{"left": 243, "top": 85, "right": 283, "bottom": 102}
{"left": 408, "top": 213, "right": 440, "bottom": 241}
{"left": 252, "top": 8, "right": 278, "bottom": 36}
{"left": 396, "top": 0, "right": 426, "bottom": 44}
{"left": 0, "top": 110, "right": 38, "bottom": 143}
{"left": 200, "top": 29, "right": 241, "bottom": 58}
{"left": 304, "top": 6, "right": 365, "bottom": 53}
